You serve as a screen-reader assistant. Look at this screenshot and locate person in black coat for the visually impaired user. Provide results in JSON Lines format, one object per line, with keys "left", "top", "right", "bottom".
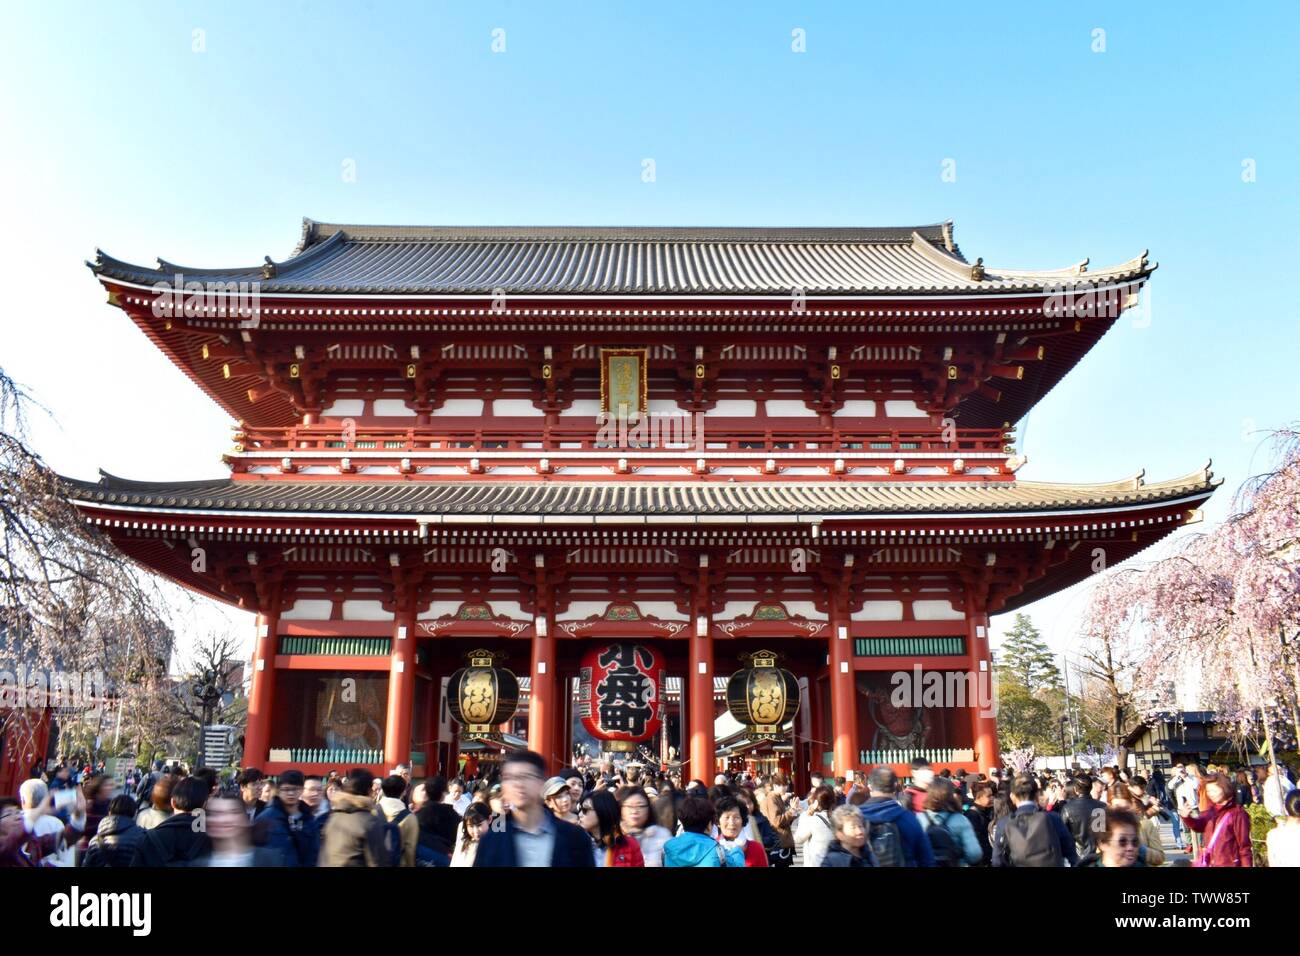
{"left": 473, "top": 751, "right": 594, "bottom": 868}
{"left": 130, "top": 777, "right": 213, "bottom": 866}
{"left": 1059, "top": 775, "right": 1107, "bottom": 857}
{"left": 83, "top": 795, "right": 145, "bottom": 868}
{"left": 964, "top": 781, "right": 995, "bottom": 866}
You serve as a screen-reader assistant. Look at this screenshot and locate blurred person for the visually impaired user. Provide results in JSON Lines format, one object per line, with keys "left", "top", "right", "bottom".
{"left": 1265, "top": 789, "right": 1300, "bottom": 867}
{"left": 473, "top": 750, "right": 594, "bottom": 867}
{"left": 618, "top": 785, "right": 672, "bottom": 867}
{"left": 900, "top": 758, "right": 933, "bottom": 812}
{"left": 200, "top": 792, "right": 284, "bottom": 867}
{"left": 319, "top": 768, "right": 390, "bottom": 867}
{"left": 18, "top": 779, "right": 86, "bottom": 867}
{"left": 135, "top": 774, "right": 175, "bottom": 830}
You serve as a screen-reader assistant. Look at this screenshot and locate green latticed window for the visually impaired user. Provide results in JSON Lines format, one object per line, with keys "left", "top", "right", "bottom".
{"left": 278, "top": 636, "right": 392, "bottom": 656}
{"left": 853, "top": 636, "right": 966, "bottom": 656}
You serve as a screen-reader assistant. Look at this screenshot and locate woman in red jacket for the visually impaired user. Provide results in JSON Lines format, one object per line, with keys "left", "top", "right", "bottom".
{"left": 715, "top": 795, "right": 770, "bottom": 867}
{"left": 1182, "top": 772, "right": 1252, "bottom": 867}
{"left": 580, "top": 791, "right": 644, "bottom": 867}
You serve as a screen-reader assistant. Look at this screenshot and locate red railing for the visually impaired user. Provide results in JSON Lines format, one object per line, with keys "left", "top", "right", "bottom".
{"left": 236, "top": 423, "right": 1009, "bottom": 456}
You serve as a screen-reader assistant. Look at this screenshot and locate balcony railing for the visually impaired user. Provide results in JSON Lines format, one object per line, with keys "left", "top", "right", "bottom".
{"left": 235, "top": 423, "right": 1009, "bottom": 458}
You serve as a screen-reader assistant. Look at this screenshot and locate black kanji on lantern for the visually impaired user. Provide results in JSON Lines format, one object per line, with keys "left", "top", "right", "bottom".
{"left": 595, "top": 644, "right": 655, "bottom": 737}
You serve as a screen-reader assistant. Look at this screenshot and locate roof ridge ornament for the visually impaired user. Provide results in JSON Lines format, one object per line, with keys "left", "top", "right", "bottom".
{"left": 261, "top": 256, "right": 277, "bottom": 279}
{"left": 970, "top": 258, "right": 985, "bottom": 281}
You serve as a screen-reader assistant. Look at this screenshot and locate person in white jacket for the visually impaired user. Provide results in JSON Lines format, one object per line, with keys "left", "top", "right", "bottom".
{"left": 1262, "top": 763, "right": 1296, "bottom": 818}
{"left": 19, "top": 777, "right": 86, "bottom": 867}
{"left": 794, "top": 786, "right": 837, "bottom": 868}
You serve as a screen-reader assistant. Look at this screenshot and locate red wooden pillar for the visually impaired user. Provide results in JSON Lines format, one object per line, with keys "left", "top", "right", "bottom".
{"left": 688, "top": 555, "right": 714, "bottom": 784}
{"left": 828, "top": 559, "right": 859, "bottom": 778}
{"left": 528, "top": 555, "right": 559, "bottom": 772}
{"left": 967, "top": 605, "right": 1000, "bottom": 773}
{"left": 548, "top": 671, "right": 569, "bottom": 770}
{"left": 384, "top": 609, "right": 417, "bottom": 769}
{"left": 244, "top": 595, "right": 280, "bottom": 770}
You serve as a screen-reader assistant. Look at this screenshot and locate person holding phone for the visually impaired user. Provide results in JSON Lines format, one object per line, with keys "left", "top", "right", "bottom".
{"left": 18, "top": 778, "right": 86, "bottom": 867}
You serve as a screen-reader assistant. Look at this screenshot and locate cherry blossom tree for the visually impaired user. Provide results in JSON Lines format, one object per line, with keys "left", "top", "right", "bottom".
{"left": 1080, "top": 427, "right": 1300, "bottom": 776}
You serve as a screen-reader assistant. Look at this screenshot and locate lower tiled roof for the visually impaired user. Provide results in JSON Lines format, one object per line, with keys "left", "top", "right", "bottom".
{"left": 62, "top": 469, "right": 1216, "bottom": 519}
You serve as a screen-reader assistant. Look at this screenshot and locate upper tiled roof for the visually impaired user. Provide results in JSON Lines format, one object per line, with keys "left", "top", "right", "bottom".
{"left": 63, "top": 468, "right": 1215, "bottom": 520}
{"left": 89, "top": 219, "right": 1153, "bottom": 297}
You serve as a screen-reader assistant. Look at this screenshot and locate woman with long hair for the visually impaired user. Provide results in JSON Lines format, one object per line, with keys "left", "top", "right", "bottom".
{"left": 793, "top": 785, "right": 837, "bottom": 868}
{"left": 449, "top": 803, "right": 491, "bottom": 867}
{"left": 578, "top": 790, "right": 643, "bottom": 866}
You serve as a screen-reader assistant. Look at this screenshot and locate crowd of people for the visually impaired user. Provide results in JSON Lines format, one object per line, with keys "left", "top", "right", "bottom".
{"left": 3, "top": 751, "right": 1297, "bottom": 868}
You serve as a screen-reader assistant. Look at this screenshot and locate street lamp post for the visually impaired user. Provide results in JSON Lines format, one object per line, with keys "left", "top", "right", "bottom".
{"left": 1059, "top": 716, "right": 1069, "bottom": 772}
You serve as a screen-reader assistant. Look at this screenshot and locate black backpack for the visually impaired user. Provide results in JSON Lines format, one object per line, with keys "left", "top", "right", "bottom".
{"left": 868, "top": 817, "right": 905, "bottom": 867}
{"left": 924, "top": 811, "right": 961, "bottom": 867}
{"left": 1005, "top": 812, "right": 1064, "bottom": 868}
{"left": 380, "top": 808, "right": 408, "bottom": 867}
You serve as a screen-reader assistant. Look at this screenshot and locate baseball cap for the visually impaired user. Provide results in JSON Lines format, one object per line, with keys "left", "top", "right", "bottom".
{"left": 542, "top": 776, "right": 569, "bottom": 799}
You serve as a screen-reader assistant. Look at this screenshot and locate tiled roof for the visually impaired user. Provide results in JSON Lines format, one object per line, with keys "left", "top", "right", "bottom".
{"left": 63, "top": 469, "right": 1216, "bottom": 520}
{"left": 88, "top": 219, "right": 1153, "bottom": 297}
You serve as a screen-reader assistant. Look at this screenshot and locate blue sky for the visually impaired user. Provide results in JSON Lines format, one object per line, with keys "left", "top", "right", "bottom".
{"left": 1, "top": 1, "right": 1296, "bottom": 671}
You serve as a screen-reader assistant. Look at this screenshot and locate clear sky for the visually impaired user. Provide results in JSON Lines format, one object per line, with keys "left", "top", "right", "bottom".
{"left": 2, "top": 2, "right": 1297, "bottom": 675}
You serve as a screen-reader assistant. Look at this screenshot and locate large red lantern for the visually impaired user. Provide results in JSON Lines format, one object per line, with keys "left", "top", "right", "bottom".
{"left": 578, "top": 643, "right": 663, "bottom": 752}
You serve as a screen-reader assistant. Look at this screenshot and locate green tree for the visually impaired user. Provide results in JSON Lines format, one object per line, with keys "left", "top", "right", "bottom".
{"left": 996, "top": 677, "right": 1056, "bottom": 751}
{"left": 996, "top": 614, "right": 1062, "bottom": 694}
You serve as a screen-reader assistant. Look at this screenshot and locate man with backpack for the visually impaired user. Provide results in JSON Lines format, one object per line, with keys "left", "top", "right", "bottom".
{"left": 376, "top": 774, "right": 419, "bottom": 866}
{"left": 991, "top": 774, "right": 1078, "bottom": 867}
{"left": 857, "top": 767, "right": 935, "bottom": 867}
{"left": 319, "top": 768, "right": 391, "bottom": 866}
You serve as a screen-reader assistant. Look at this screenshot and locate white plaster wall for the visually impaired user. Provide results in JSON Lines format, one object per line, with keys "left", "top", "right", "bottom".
{"left": 852, "top": 601, "right": 904, "bottom": 621}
